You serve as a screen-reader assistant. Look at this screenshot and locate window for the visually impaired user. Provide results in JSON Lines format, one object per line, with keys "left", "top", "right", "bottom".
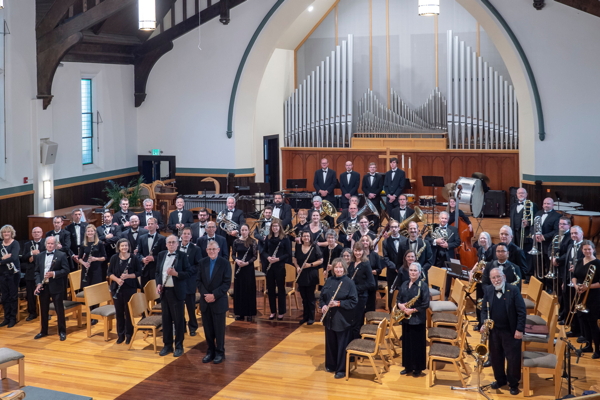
{"left": 81, "top": 78, "right": 93, "bottom": 165}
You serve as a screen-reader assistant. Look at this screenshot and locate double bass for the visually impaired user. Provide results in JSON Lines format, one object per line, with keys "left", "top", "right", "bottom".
{"left": 452, "top": 191, "right": 478, "bottom": 268}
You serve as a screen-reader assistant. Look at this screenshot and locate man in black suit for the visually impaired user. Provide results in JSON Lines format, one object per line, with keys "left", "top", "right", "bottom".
{"left": 271, "top": 193, "right": 292, "bottom": 230}
{"left": 191, "top": 208, "right": 210, "bottom": 243}
{"left": 137, "top": 217, "right": 167, "bottom": 290}
{"left": 533, "top": 197, "right": 560, "bottom": 281}
{"left": 168, "top": 197, "right": 194, "bottom": 236}
{"left": 428, "top": 211, "right": 461, "bottom": 268}
{"left": 45, "top": 217, "right": 72, "bottom": 259}
{"left": 97, "top": 211, "right": 120, "bottom": 278}
{"left": 406, "top": 221, "right": 432, "bottom": 279}
{"left": 254, "top": 207, "right": 273, "bottom": 271}
{"left": 65, "top": 208, "right": 88, "bottom": 262}
{"left": 482, "top": 243, "right": 522, "bottom": 289}
{"left": 338, "top": 203, "right": 359, "bottom": 248}
{"left": 554, "top": 217, "right": 573, "bottom": 320}
{"left": 120, "top": 215, "right": 148, "bottom": 255}
{"left": 383, "top": 219, "right": 408, "bottom": 309}
{"left": 480, "top": 268, "right": 526, "bottom": 396}
{"left": 156, "top": 235, "right": 191, "bottom": 357}
{"left": 509, "top": 188, "right": 538, "bottom": 254}
{"left": 389, "top": 194, "right": 415, "bottom": 223}
{"left": 20, "top": 227, "right": 45, "bottom": 321}
{"left": 197, "top": 240, "right": 232, "bottom": 364}
{"left": 383, "top": 157, "right": 405, "bottom": 210}
{"left": 362, "top": 162, "right": 384, "bottom": 211}
{"left": 197, "top": 221, "right": 229, "bottom": 260}
{"left": 34, "top": 236, "right": 70, "bottom": 341}
{"left": 491, "top": 226, "right": 528, "bottom": 278}
{"left": 217, "top": 196, "right": 245, "bottom": 257}
{"left": 313, "top": 158, "right": 337, "bottom": 204}
{"left": 137, "top": 198, "right": 165, "bottom": 231}
{"left": 113, "top": 198, "right": 132, "bottom": 231}
{"left": 339, "top": 160, "right": 360, "bottom": 210}
{"left": 559, "top": 226, "right": 584, "bottom": 333}
{"left": 179, "top": 227, "right": 201, "bottom": 336}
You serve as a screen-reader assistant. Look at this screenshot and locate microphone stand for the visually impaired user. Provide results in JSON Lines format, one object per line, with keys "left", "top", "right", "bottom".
{"left": 560, "top": 336, "right": 582, "bottom": 397}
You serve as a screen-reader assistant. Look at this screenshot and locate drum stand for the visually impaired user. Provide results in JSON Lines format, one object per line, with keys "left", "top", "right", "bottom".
{"left": 451, "top": 357, "right": 492, "bottom": 400}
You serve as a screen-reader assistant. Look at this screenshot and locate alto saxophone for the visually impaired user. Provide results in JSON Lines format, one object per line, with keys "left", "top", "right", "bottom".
{"left": 466, "top": 259, "right": 486, "bottom": 294}
{"left": 393, "top": 282, "right": 421, "bottom": 322}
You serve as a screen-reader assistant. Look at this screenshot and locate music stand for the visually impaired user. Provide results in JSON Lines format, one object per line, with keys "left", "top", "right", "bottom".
{"left": 421, "top": 176, "right": 445, "bottom": 225}
{"left": 286, "top": 179, "right": 307, "bottom": 211}
{"left": 197, "top": 182, "right": 215, "bottom": 213}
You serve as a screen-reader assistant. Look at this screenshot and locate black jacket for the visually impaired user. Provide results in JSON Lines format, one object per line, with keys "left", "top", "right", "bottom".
{"left": 137, "top": 232, "right": 167, "bottom": 278}
{"left": 45, "top": 230, "right": 72, "bottom": 257}
{"left": 272, "top": 203, "right": 293, "bottom": 230}
{"left": 361, "top": 173, "right": 384, "bottom": 198}
{"left": 482, "top": 260, "right": 522, "bottom": 289}
{"left": 179, "top": 242, "right": 202, "bottom": 295}
{"left": 534, "top": 210, "right": 561, "bottom": 253}
{"left": 480, "top": 283, "right": 526, "bottom": 334}
{"left": 35, "top": 250, "right": 70, "bottom": 294}
{"left": 137, "top": 211, "right": 165, "bottom": 231}
{"left": 313, "top": 168, "right": 337, "bottom": 202}
{"left": 196, "top": 235, "right": 229, "bottom": 260}
{"left": 65, "top": 221, "right": 88, "bottom": 256}
{"left": 119, "top": 227, "right": 149, "bottom": 252}
{"left": 383, "top": 168, "right": 406, "bottom": 198}
{"left": 320, "top": 275, "right": 358, "bottom": 331}
{"left": 398, "top": 279, "right": 430, "bottom": 325}
{"left": 339, "top": 171, "right": 360, "bottom": 199}
{"left": 20, "top": 240, "right": 45, "bottom": 280}
{"left": 167, "top": 209, "right": 194, "bottom": 233}
{"left": 427, "top": 225, "right": 461, "bottom": 260}
{"left": 197, "top": 256, "right": 232, "bottom": 314}
{"left": 389, "top": 207, "right": 415, "bottom": 223}
{"left": 347, "top": 261, "right": 376, "bottom": 297}
{"left": 155, "top": 250, "right": 192, "bottom": 301}
{"left": 107, "top": 254, "right": 142, "bottom": 293}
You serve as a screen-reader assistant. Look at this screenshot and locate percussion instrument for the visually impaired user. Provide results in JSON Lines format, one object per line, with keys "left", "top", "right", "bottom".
{"left": 556, "top": 206, "right": 579, "bottom": 214}
{"left": 565, "top": 210, "right": 600, "bottom": 240}
{"left": 419, "top": 195, "right": 436, "bottom": 207}
{"left": 182, "top": 193, "right": 238, "bottom": 211}
{"left": 455, "top": 177, "right": 484, "bottom": 217}
{"left": 404, "top": 193, "right": 415, "bottom": 203}
{"left": 556, "top": 201, "right": 583, "bottom": 210}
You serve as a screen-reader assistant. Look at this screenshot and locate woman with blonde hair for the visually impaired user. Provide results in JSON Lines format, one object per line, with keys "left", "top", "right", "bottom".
{"left": 0, "top": 225, "right": 20, "bottom": 327}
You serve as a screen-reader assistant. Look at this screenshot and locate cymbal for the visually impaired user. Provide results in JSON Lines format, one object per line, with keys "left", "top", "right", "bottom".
{"left": 442, "top": 183, "right": 456, "bottom": 201}
{"left": 472, "top": 172, "right": 490, "bottom": 184}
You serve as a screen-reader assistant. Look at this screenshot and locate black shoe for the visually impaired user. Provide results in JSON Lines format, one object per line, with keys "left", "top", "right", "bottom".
{"left": 125, "top": 337, "right": 132, "bottom": 345}
{"left": 334, "top": 372, "right": 345, "bottom": 379}
{"left": 566, "top": 331, "right": 578, "bottom": 338}
{"left": 246, "top": 316, "right": 253, "bottom": 322}
{"left": 91, "top": 319, "right": 99, "bottom": 326}
{"left": 173, "top": 348, "right": 184, "bottom": 358}
{"left": 326, "top": 368, "right": 333, "bottom": 373}
{"left": 59, "top": 332, "right": 67, "bottom": 341}
{"left": 577, "top": 336, "right": 587, "bottom": 344}
{"left": 581, "top": 345, "right": 594, "bottom": 353}
{"left": 400, "top": 369, "right": 413, "bottom": 375}
{"left": 159, "top": 347, "right": 173, "bottom": 357}
{"left": 510, "top": 387, "right": 520, "bottom": 396}
{"left": 299, "top": 319, "right": 308, "bottom": 325}
{"left": 473, "top": 325, "right": 481, "bottom": 332}
{"left": 7, "top": 321, "right": 16, "bottom": 328}
{"left": 558, "top": 320, "right": 565, "bottom": 326}
{"left": 307, "top": 320, "right": 314, "bottom": 325}
{"left": 483, "top": 360, "right": 492, "bottom": 368}
{"left": 34, "top": 333, "right": 47, "bottom": 340}
{"left": 235, "top": 316, "right": 244, "bottom": 321}
{"left": 213, "top": 355, "right": 224, "bottom": 364}
{"left": 592, "top": 352, "right": 600, "bottom": 359}
{"left": 26, "top": 314, "right": 38, "bottom": 321}
{"left": 490, "top": 381, "right": 505, "bottom": 390}
{"left": 189, "top": 330, "right": 197, "bottom": 337}
{"left": 202, "top": 353, "right": 215, "bottom": 363}
{"left": 277, "top": 315, "right": 284, "bottom": 321}
{"left": 0, "top": 320, "right": 9, "bottom": 327}
{"left": 116, "top": 336, "right": 125, "bottom": 344}
{"left": 413, "top": 370, "right": 423, "bottom": 377}
{"left": 268, "top": 314, "right": 276, "bottom": 320}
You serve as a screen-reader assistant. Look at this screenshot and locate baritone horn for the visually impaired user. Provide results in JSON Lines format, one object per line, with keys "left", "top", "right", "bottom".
{"left": 216, "top": 210, "right": 240, "bottom": 233}
{"left": 399, "top": 206, "right": 423, "bottom": 236}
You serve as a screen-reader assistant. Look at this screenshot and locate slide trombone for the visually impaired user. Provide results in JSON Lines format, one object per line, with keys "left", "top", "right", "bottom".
{"left": 529, "top": 216, "right": 543, "bottom": 279}
{"left": 565, "top": 262, "right": 596, "bottom": 330}
{"left": 519, "top": 200, "right": 534, "bottom": 249}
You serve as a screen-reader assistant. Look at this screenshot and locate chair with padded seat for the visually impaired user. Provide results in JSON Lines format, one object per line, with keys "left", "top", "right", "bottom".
{"left": 427, "top": 278, "right": 464, "bottom": 327}
{"left": 83, "top": 281, "right": 116, "bottom": 341}
{"left": 376, "top": 268, "right": 388, "bottom": 311}
{"left": 128, "top": 293, "right": 163, "bottom": 353}
{"left": 346, "top": 319, "right": 391, "bottom": 384}
{"left": 262, "top": 264, "right": 299, "bottom": 313}
{"left": 0, "top": 348, "right": 24, "bottom": 387}
{"left": 523, "top": 291, "right": 558, "bottom": 353}
{"left": 144, "top": 280, "right": 162, "bottom": 315}
{"left": 522, "top": 326, "right": 566, "bottom": 398}
{"left": 428, "top": 266, "right": 447, "bottom": 301}
{"left": 427, "top": 320, "right": 470, "bottom": 387}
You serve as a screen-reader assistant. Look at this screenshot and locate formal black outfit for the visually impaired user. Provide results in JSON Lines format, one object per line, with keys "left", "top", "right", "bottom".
{"left": 35, "top": 250, "right": 70, "bottom": 337}
{"left": 480, "top": 283, "right": 526, "bottom": 391}
{"left": 322, "top": 244, "right": 343, "bottom": 279}
{"left": 263, "top": 236, "right": 291, "bottom": 315}
{"left": 119, "top": 227, "right": 148, "bottom": 254}
{"left": 477, "top": 245, "right": 494, "bottom": 262}
{"left": 383, "top": 168, "right": 406, "bottom": 209}
{"left": 573, "top": 259, "right": 600, "bottom": 354}
{"left": 389, "top": 207, "right": 415, "bottom": 224}
{"left": 534, "top": 209, "right": 561, "bottom": 279}
{"left": 137, "top": 232, "right": 166, "bottom": 290}
{"left": 383, "top": 235, "right": 407, "bottom": 308}
{"left": 361, "top": 173, "right": 384, "bottom": 209}
{"left": 196, "top": 235, "right": 229, "bottom": 260}
{"left": 167, "top": 209, "right": 194, "bottom": 234}
{"left": 398, "top": 279, "right": 430, "bottom": 373}
{"left": 178, "top": 242, "right": 202, "bottom": 333}
{"left": 190, "top": 221, "right": 208, "bottom": 244}
{"left": 108, "top": 253, "right": 141, "bottom": 341}
{"left": 309, "top": 207, "right": 334, "bottom": 231}
{"left": 306, "top": 224, "right": 328, "bottom": 245}
{"left": 45, "top": 229, "right": 72, "bottom": 257}
{"left": 556, "top": 235, "right": 575, "bottom": 319}
{"left": 253, "top": 220, "right": 272, "bottom": 274}
{"left": 232, "top": 238, "right": 258, "bottom": 318}
{"left": 295, "top": 245, "right": 323, "bottom": 323}
{"left": 559, "top": 241, "right": 584, "bottom": 331}
{"left": 490, "top": 242, "right": 527, "bottom": 277}
{"left": 365, "top": 251, "right": 384, "bottom": 312}
{"left": 65, "top": 221, "right": 88, "bottom": 258}
{"left": 156, "top": 250, "right": 191, "bottom": 352}
{"left": 427, "top": 224, "right": 461, "bottom": 267}
{"left": 197, "top": 256, "right": 232, "bottom": 358}
{"left": 113, "top": 209, "right": 132, "bottom": 230}
{"left": 407, "top": 237, "right": 433, "bottom": 280}
{"left": 350, "top": 229, "right": 376, "bottom": 246}
{"left": 137, "top": 211, "right": 165, "bottom": 231}
{"left": 510, "top": 200, "right": 538, "bottom": 256}
{"left": 271, "top": 203, "right": 293, "bottom": 230}
{"left": 97, "top": 224, "right": 119, "bottom": 278}
{"left": 216, "top": 208, "right": 246, "bottom": 257}
{"left": 313, "top": 168, "right": 337, "bottom": 204}
{"left": 19, "top": 239, "right": 45, "bottom": 318}
{"left": 0, "top": 241, "right": 20, "bottom": 325}
{"left": 447, "top": 209, "right": 471, "bottom": 226}
{"left": 339, "top": 170, "right": 360, "bottom": 209}
{"left": 479, "top": 259, "right": 522, "bottom": 327}
{"left": 338, "top": 215, "right": 358, "bottom": 248}
{"left": 347, "top": 261, "right": 376, "bottom": 339}
{"left": 320, "top": 275, "right": 358, "bottom": 374}
{"left": 78, "top": 242, "right": 106, "bottom": 297}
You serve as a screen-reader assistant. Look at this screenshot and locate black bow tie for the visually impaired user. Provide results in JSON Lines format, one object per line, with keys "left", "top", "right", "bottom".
{"left": 400, "top": 208, "right": 406, "bottom": 211}
{"left": 322, "top": 169, "right": 327, "bottom": 172}
{"left": 146, "top": 213, "right": 152, "bottom": 216}
{"left": 495, "top": 289, "right": 503, "bottom": 293}
{"left": 440, "top": 226, "right": 447, "bottom": 229}
{"left": 544, "top": 211, "right": 550, "bottom": 214}
{"left": 181, "top": 246, "right": 187, "bottom": 250}
{"left": 132, "top": 230, "right": 138, "bottom": 234}
{"left": 498, "top": 263, "right": 505, "bottom": 266}
{"left": 518, "top": 202, "right": 524, "bottom": 205}
{"left": 208, "top": 237, "right": 215, "bottom": 241}
{"left": 74, "top": 223, "right": 80, "bottom": 226}
{"left": 274, "top": 205, "right": 280, "bottom": 208}
{"left": 148, "top": 235, "right": 154, "bottom": 239}
{"left": 168, "top": 253, "right": 176, "bottom": 257}
{"left": 392, "top": 237, "right": 400, "bottom": 242}
{"left": 200, "top": 225, "right": 205, "bottom": 228}
{"left": 410, "top": 240, "right": 417, "bottom": 244}
{"left": 47, "top": 252, "right": 54, "bottom": 255}
{"left": 347, "top": 172, "right": 352, "bottom": 174}
{"left": 370, "top": 174, "right": 375, "bottom": 177}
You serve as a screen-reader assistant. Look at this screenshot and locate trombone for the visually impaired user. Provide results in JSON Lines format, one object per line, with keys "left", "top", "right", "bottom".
{"left": 529, "top": 216, "right": 544, "bottom": 279}
{"left": 519, "top": 200, "right": 534, "bottom": 249}
{"left": 565, "top": 263, "right": 596, "bottom": 330}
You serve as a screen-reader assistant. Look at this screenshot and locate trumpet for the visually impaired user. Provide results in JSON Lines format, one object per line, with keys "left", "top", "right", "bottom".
{"left": 1, "top": 245, "right": 18, "bottom": 274}
{"left": 217, "top": 210, "right": 240, "bottom": 234}
{"left": 566, "top": 263, "right": 596, "bottom": 329}
{"left": 519, "top": 200, "right": 534, "bottom": 249}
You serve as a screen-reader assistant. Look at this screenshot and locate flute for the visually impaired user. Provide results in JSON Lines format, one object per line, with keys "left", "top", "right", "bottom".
{"left": 266, "top": 241, "right": 281, "bottom": 273}
{"left": 294, "top": 245, "right": 315, "bottom": 283}
{"left": 320, "top": 281, "right": 343, "bottom": 323}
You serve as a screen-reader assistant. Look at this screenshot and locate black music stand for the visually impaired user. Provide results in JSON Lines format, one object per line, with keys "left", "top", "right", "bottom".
{"left": 286, "top": 179, "right": 307, "bottom": 211}
{"left": 197, "top": 182, "right": 216, "bottom": 218}
{"left": 421, "top": 176, "right": 445, "bottom": 225}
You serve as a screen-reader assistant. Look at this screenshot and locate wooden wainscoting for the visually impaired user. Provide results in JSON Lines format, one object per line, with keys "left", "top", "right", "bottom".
{"left": 0, "top": 192, "right": 34, "bottom": 240}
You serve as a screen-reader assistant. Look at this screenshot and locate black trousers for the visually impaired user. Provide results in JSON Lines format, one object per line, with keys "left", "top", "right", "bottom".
{"left": 489, "top": 328, "right": 522, "bottom": 389}
{"left": 298, "top": 284, "right": 316, "bottom": 321}
{"left": 266, "top": 265, "right": 286, "bottom": 315}
{"left": 386, "top": 270, "right": 398, "bottom": 311}
{"left": 113, "top": 286, "right": 136, "bottom": 339}
{"left": 0, "top": 273, "right": 20, "bottom": 323}
{"left": 161, "top": 287, "right": 185, "bottom": 350}
{"left": 351, "top": 295, "right": 368, "bottom": 340}
{"left": 325, "top": 328, "right": 352, "bottom": 373}
{"left": 39, "top": 287, "right": 66, "bottom": 335}
{"left": 25, "top": 279, "right": 38, "bottom": 316}
{"left": 401, "top": 322, "right": 427, "bottom": 372}
{"left": 201, "top": 305, "right": 226, "bottom": 356}
{"left": 578, "top": 308, "right": 600, "bottom": 353}
{"left": 184, "top": 292, "right": 199, "bottom": 333}
{"left": 365, "top": 289, "right": 377, "bottom": 313}
{"left": 561, "top": 284, "right": 580, "bottom": 335}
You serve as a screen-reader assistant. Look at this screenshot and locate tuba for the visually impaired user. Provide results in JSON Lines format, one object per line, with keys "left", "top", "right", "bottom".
{"left": 319, "top": 200, "right": 338, "bottom": 230}
{"left": 216, "top": 210, "right": 240, "bottom": 233}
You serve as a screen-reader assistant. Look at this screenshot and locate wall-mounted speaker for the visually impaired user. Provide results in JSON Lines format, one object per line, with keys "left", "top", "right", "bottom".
{"left": 41, "top": 140, "right": 58, "bottom": 165}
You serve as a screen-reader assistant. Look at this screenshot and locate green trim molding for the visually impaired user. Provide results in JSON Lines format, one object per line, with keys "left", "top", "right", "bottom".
{"left": 523, "top": 175, "right": 600, "bottom": 184}
{"left": 226, "top": 0, "right": 285, "bottom": 139}
{"left": 54, "top": 167, "right": 138, "bottom": 187}
{"left": 177, "top": 167, "right": 254, "bottom": 175}
{"left": 0, "top": 184, "right": 34, "bottom": 197}
{"left": 481, "top": 0, "right": 545, "bottom": 141}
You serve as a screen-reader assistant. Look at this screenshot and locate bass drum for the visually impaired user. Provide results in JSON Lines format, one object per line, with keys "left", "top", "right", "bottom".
{"left": 455, "top": 177, "right": 484, "bottom": 217}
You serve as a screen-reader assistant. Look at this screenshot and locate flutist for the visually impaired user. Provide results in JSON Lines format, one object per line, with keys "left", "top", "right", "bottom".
{"left": 263, "top": 220, "right": 291, "bottom": 321}
{"left": 0, "top": 225, "right": 20, "bottom": 328}
{"left": 294, "top": 231, "right": 323, "bottom": 325}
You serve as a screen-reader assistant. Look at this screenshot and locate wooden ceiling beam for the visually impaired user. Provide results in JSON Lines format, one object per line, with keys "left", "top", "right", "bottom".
{"left": 36, "top": 0, "right": 79, "bottom": 38}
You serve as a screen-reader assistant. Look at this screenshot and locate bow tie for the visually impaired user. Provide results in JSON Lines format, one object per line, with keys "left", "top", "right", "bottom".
{"left": 168, "top": 253, "right": 176, "bottom": 257}
{"left": 274, "top": 205, "right": 281, "bottom": 208}
{"left": 148, "top": 235, "right": 154, "bottom": 239}
{"left": 322, "top": 169, "right": 327, "bottom": 172}
{"left": 181, "top": 245, "right": 187, "bottom": 250}
{"left": 347, "top": 172, "right": 352, "bottom": 174}
{"left": 104, "top": 225, "right": 110, "bottom": 229}
{"left": 440, "top": 226, "right": 447, "bottom": 229}
{"left": 208, "top": 237, "right": 215, "bottom": 241}
{"left": 498, "top": 263, "right": 505, "bottom": 266}
{"left": 47, "top": 252, "right": 54, "bottom": 255}
{"left": 228, "top": 209, "right": 235, "bottom": 213}
{"left": 200, "top": 225, "right": 205, "bottom": 228}
{"left": 392, "top": 237, "right": 400, "bottom": 242}
{"left": 518, "top": 202, "right": 524, "bottom": 205}
{"left": 544, "top": 211, "right": 550, "bottom": 214}
{"left": 146, "top": 213, "right": 152, "bottom": 216}
{"left": 495, "top": 289, "right": 503, "bottom": 293}
{"left": 410, "top": 240, "right": 417, "bottom": 244}
{"left": 399, "top": 208, "right": 406, "bottom": 211}
{"left": 132, "top": 230, "right": 138, "bottom": 234}
{"left": 370, "top": 174, "right": 375, "bottom": 177}
{"left": 74, "top": 223, "right": 80, "bottom": 226}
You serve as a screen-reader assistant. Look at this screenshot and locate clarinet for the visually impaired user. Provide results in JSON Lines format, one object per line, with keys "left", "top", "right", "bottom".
{"left": 81, "top": 245, "right": 93, "bottom": 283}
{"left": 266, "top": 241, "right": 282, "bottom": 273}
{"left": 112, "top": 257, "right": 132, "bottom": 299}
{"left": 320, "top": 281, "right": 343, "bottom": 323}
{"left": 236, "top": 245, "right": 251, "bottom": 275}
{"left": 160, "top": 253, "right": 177, "bottom": 300}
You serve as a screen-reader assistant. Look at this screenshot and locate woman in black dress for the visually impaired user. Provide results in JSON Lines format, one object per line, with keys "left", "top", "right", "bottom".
{"left": 0, "top": 225, "right": 20, "bottom": 328}
{"left": 572, "top": 240, "right": 600, "bottom": 358}
{"left": 347, "top": 241, "right": 375, "bottom": 339}
{"left": 291, "top": 209, "right": 309, "bottom": 248}
{"left": 360, "top": 235, "right": 384, "bottom": 312}
{"left": 263, "top": 219, "right": 292, "bottom": 321}
{"left": 447, "top": 197, "right": 473, "bottom": 232}
{"left": 322, "top": 229, "right": 343, "bottom": 280}
{"left": 307, "top": 210, "right": 327, "bottom": 246}
{"left": 233, "top": 224, "right": 258, "bottom": 321}
{"left": 390, "top": 250, "right": 416, "bottom": 299}
{"left": 320, "top": 257, "right": 358, "bottom": 379}
{"left": 294, "top": 230, "right": 323, "bottom": 325}
{"left": 476, "top": 231, "right": 494, "bottom": 262}
{"left": 78, "top": 225, "right": 106, "bottom": 288}
{"left": 108, "top": 238, "right": 141, "bottom": 344}
{"left": 350, "top": 216, "right": 376, "bottom": 250}
{"left": 398, "top": 262, "right": 430, "bottom": 376}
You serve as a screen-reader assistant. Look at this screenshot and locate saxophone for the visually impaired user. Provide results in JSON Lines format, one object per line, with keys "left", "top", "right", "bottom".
{"left": 393, "top": 282, "right": 421, "bottom": 322}
{"left": 466, "top": 260, "right": 486, "bottom": 294}
{"left": 475, "top": 301, "right": 494, "bottom": 361}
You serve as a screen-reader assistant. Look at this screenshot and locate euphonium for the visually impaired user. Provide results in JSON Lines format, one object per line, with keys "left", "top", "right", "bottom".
{"left": 393, "top": 282, "right": 421, "bottom": 322}
{"left": 216, "top": 210, "right": 240, "bottom": 233}
{"left": 320, "top": 200, "right": 339, "bottom": 220}
{"left": 398, "top": 206, "right": 423, "bottom": 236}
{"left": 545, "top": 232, "right": 563, "bottom": 279}
{"left": 528, "top": 216, "right": 542, "bottom": 256}
{"left": 475, "top": 302, "right": 494, "bottom": 361}
{"left": 466, "top": 259, "right": 486, "bottom": 293}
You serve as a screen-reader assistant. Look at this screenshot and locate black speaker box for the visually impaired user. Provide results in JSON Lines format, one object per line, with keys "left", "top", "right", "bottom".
{"left": 483, "top": 190, "right": 507, "bottom": 217}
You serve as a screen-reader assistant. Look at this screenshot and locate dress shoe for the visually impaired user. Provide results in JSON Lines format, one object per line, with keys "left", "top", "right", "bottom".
{"left": 400, "top": 369, "right": 413, "bottom": 375}
{"left": 473, "top": 325, "right": 481, "bottom": 332}
{"left": 235, "top": 316, "right": 244, "bottom": 321}
{"left": 34, "top": 333, "right": 47, "bottom": 340}
{"left": 299, "top": 319, "right": 308, "bottom": 325}
{"left": 581, "top": 345, "right": 594, "bottom": 353}
{"left": 483, "top": 360, "right": 492, "bottom": 368}
{"left": 26, "top": 314, "right": 38, "bottom": 321}
{"left": 246, "top": 316, "right": 253, "bottom": 322}
{"left": 213, "top": 355, "right": 225, "bottom": 364}
{"left": 202, "top": 353, "right": 215, "bottom": 363}
{"left": 326, "top": 368, "right": 333, "bottom": 373}
{"left": 413, "top": 370, "right": 423, "bottom": 377}
{"left": 307, "top": 320, "right": 314, "bottom": 325}
{"left": 490, "top": 381, "right": 505, "bottom": 390}
{"left": 159, "top": 347, "right": 173, "bottom": 357}
{"left": 189, "top": 330, "right": 197, "bottom": 337}
{"left": 558, "top": 320, "right": 565, "bottom": 326}
{"left": 91, "top": 319, "right": 99, "bottom": 326}
{"left": 334, "top": 372, "right": 345, "bottom": 379}
{"left": 59, "top": 332, "right": 67, "bottom": 341}
{"left": 116, "top": 336, "right": 125, "bottom": 344}
{"left": 510, "top": 387, "right": 520, "bottom": 396}
{"left": 577, "top": 336, "right": 587, "bottom": 344}
{"left": 566, "top": 331, "right": 578, "bottom": 338}
{"left": 592, "top": 352, "right": 600, "bottom": 359}
{"left": 125, "top": 337, "right": 132, "bottom": 345}
{"left": 173, "top": 348, "right": 184, "bottom": 358}
{"left": 268, "top": 314, "right": 276, "bottom": 320}
{"left": 277, "top": 315, "right": 284, "bottom": 321}
{"left": 0, "top": 320, "right": 9, "bottom": 327}
{"left": 7, "top": 321, "right": 16, "bottom": 328}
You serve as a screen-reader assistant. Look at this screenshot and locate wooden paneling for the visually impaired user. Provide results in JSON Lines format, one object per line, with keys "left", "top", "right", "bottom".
{"left": 282, "top": 148, "right": 519, "bottom": 197}
{"left": 175, "top": 175, "right": 256, "bottom": 195}
{"left": 0, "top": 193, "right": 34, "bottom": 240}
{"left": 54, "top": 175, "right": 138, "bottom": 210}
{"left": 523, "top": 182, "right": 600, "bottom": 212}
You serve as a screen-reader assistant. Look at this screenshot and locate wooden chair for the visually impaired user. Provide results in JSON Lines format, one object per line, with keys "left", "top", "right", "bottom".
{"left": 522, "top": 276, "right": 543, "bottom": 315}
{"left": 360, "top": 305, "right": 399, "bottom": 360}
{"left": 262, "top": 264, "right": 299, "bottom": 313}
{"left": 143, "top": 280, "right": 162, "bottom": 315}
{"left": 427, "top": 278, "right": 464, "bottom": 327}
{"left": 523, "top": 291, "right": 558, "bottom": 353}
{"left": 345, "top": 319, "right": 391, "bottom": 384}
{"left": 365, "top": 291, "right": 399, "bottom": 325}
{"left": 427, "top": 321, "right": 470, "bottom": 387}
{"left": 431, "top": 286, "right": 466, "bottom": 329}
{"left": 128, "top": 293, "right": 162, "bottom": 353}
{"left": 40, "top": 293, "right": 83, "bottom": 328}
{"left": 428, "top": 319, "right": 468, "bottom": 347}
{"left": 314, "top": 271, "right": 326, "bottom": 319}
{"left": 428, "top": 266, "right": 447, "bottom": 301}
{"left": 0, "top": 348, "right": 24, "bottom": 387}
{"left": 83, "top": 281, "right": 116, "bottom": 341}
{"left": 68, "top": 270, "right": 86, "bottom": 304}
{"left": 523, "top": 326, "right": 566, "bottom": 398}
{"left": 376, "top": 268, "right": 388, "bottom": 311}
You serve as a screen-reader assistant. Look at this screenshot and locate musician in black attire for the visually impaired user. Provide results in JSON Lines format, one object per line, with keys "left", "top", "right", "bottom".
{"left": 65, "top": 209, "right": 88, "bottom": 262}
{"left": 113, "top": 198, "right": 133, "bottom": 231}
{"left": 119, "top": 215, "right": 148, "bottom": 254}
{"left": 398, "top": 262, "right": 430, "bottom": 377}
{"left": 383, "top": 157, "right": 406, "bottom": 209}
{"left": 391, "top": 250, "right": 416, "bottom": 302}
{"left": 428, "top": 211, "right": 461, "bottom": 268}
{"left": 20, "top": 227, "right": 45, "bottom": 321}
{"left": 491, "top": 226, "right": 527, "bottom": 276}
{"left": 197, "top": 221, "right": 229, "bottom": 260}
{"left": 290, "top": 209, "right": 309, "bottom": 248}
{"left": 350, "top": 216, "right": 376, "bottom": 249}
{"left": 190, "top": 208, "right": 210, "bottom": 243}
{"left": 383, "top": 219, "right": 408, "bottom": 307}
{"left": 320, "top": 257, "right": 358, "bottom": 379}
{"left": 554, "top": 218, "right": 574, "bottom": 321}
{"left": 137, "top": 218, "right": 166, "bottom": 290}
{"left": 533, "top": 197, "right": 560, "bottom": 281}
{"left": 271, "top": 193, "right": 292, "bottom": 230}
{"left": 572, "top": 241, "right": 600, "bottom": 358}
{"left": 216, "top": 196, "right": 246, "bottom": 258}
{"left": 306, "top": 209, "right": 328, "bottom": 247}
{"left": 108, "top": 238, "right": 142, "bottom": 344}
{"left": 232, "top": 224, "right": 258, "bottom": 321}
{"left": 263, "top": 220, "right": 292, "bottom": 320}
{"left": 98, "top": 211, "right": 120, "bottom": 279}
{"left": 339, "top": 160, "right": 360, "bottom": 210}
{"left": 561, "top": 226, "right": 584, "bottom": 336}
{"left": 446, "top": 197, "right": 473, "bottom": 232}
{"left": 389, "top": 194, "right": 415, "bottom": 224}
{"left": 360, "top": 235, "right": 383, "bottom": 312}
{"left": 481, "top": 268, "right": 526, "bottom": 396}
{"left": 253, "top": 207, "right": 273, "bottom": 274}
{"left": 347, "top": 241, "right": 376, "bottom": 339}
{"left": 294, "top": 231, "right": 324, "bottom": 325}
{"left": 362, "top": 162, "right": 384, "bottom": 212}
{"left": 509, "top": 188, "right": 538, "bottom": 259}
{"left": 0, "top": 225, "right": 20, "bottom": 328}
{"left": 168, "top": 197, "right": 194, "bottom": 235}
{"left": 46, "top": 216, "right": 72, "bottom": 260}
{"left": 322, "top": 230, "right": 343, "bottom": 279}
{"left": 137, "top": 198, "right": 165, "bottom": 231}
{"left": 310, "top": 196, "right": 334, "bottom": 231}
{"left": 78, "top": 225, "right": 106, "bottom": 289}
{"left": 476, "top": 231, "right": 494, "bottom": 262}
{"left": 178, "top": 227, "right": 202, "bottom": 335}
{"left": 313, "top": 158, "right": 337, "bottom": 204}
{"left": 406, "top": 221, "right": 433, "bottom": 281}
{"left": 338, "top": 203, "right": 359, "bottom": 248}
